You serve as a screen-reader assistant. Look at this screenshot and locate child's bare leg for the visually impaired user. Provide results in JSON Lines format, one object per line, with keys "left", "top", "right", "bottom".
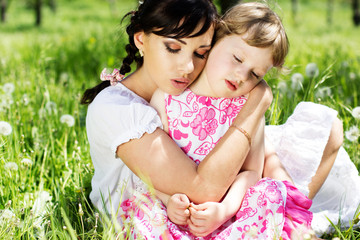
{"left": 307, "top": 117, "right": 343, "bottom": 199}
{"left": 263, "top": 135, "right": 293, "bottom": 183}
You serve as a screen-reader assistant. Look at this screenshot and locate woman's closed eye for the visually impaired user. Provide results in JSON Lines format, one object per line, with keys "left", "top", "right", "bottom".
{"left": 194, "top": 49, "right": 209, "bottom": 59}
{"left": 165, "top": 43, "right": 181, "bottom": 54}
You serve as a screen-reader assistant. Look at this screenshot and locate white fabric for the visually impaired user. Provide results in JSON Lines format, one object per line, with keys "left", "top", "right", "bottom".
{"left": 86, "top": 83, "right": 162, "bottom": 215}
{"left": 265, "top": 101, "right": 360, "bottom": 235}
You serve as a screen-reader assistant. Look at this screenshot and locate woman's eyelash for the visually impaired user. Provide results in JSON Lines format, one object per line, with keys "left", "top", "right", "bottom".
{"left": 194, "top": 51, "right": 207, "bottom": 59}
{"left": 252, "top": 72, "right": 259, "bottom": 78}
{"left": 165, "top": 45, "right": 180, "bottom": 53}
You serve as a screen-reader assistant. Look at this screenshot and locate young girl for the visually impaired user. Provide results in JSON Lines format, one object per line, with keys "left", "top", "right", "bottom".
{"left": 151, "top": 2, "right": 313, "bottom": 239}
{"left": 81, "top": 0, "right": 283, "bottom": 238}
{"left": 152, "top": 1, "right": 360, "bottom": 238}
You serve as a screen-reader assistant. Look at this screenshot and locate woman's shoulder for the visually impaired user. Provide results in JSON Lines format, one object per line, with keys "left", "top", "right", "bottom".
{"left": 91, "top": 83, "right": 149, "bottom": 108}
{"left": 87, "top": 84, "right": 161, "bottom": 129}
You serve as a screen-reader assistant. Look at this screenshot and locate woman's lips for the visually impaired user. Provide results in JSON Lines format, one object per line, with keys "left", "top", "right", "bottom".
{"left": 225, "top": 80, "right": 238, "bottom": 91}
{"left": 171, "top": 77, "right": 190, "bottom": 89}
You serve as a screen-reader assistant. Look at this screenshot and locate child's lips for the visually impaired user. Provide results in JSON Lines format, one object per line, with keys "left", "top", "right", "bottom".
{"left": 225, "top": 80, "right": 238, "bottom": 91}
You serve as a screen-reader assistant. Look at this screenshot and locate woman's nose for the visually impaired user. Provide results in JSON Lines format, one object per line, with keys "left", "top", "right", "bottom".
{"left": 179, "top": 57, "right": 194, "bottom": 75}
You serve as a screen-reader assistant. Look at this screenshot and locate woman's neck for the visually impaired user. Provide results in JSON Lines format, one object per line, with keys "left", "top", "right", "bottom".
{"left": 121, "top": 68, "right": 157, "bottom": 102}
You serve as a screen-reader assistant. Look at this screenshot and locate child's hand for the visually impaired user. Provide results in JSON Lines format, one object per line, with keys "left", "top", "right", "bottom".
{"left": 187, "top": 202, "right": 227, "bottom": 237}
{"left": 167, "top": 193, "right": 190, "bottom": 225}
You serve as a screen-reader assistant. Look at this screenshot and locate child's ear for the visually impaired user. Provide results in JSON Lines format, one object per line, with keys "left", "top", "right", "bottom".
{"left": 134, "top": 31, "right": 145, "bottom": 51}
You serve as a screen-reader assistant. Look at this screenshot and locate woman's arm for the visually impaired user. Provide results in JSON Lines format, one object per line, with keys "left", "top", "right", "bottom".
{"left": 116, "top": 80, "right": 272, "bottom": 203}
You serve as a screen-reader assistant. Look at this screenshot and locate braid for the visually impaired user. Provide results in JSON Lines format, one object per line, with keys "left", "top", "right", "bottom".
{"left": 119, "top": 13, "right": 143, "bottom": 75}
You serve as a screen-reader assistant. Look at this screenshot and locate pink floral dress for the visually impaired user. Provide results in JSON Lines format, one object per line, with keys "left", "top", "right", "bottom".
{"left": 118, "top": 89, "right": 312, "bottom": 239}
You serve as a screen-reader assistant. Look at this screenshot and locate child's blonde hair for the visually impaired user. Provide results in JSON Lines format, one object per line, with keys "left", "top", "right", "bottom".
{"left": 215, "top": 2, "right": 289, "bottom": 68}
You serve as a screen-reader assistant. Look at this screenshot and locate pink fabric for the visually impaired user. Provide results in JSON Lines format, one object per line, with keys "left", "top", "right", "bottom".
{"left": 281, "top": 181, "right": 313, "bottom": 239}
{"left": 120, "top": 178, "right": 287, "bottom": 239}
{"left": 165, "top": 89, "right": 247, "bottom": 164}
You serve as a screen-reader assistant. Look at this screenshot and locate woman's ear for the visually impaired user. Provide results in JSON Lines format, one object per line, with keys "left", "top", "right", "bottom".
{"left": 134, "top": 31, "right": 145, "bottom": 51}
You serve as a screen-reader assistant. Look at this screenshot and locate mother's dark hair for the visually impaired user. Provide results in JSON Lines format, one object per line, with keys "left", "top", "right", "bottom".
{"left": 81, "top": 0, "right": 218, "bottom": 105}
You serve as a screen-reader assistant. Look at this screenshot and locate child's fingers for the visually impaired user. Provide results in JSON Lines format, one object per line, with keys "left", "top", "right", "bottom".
{"left": 187, "top": 220, "right": 207, "bottom": 237}
{"left": 189, "top": 206, "right": 207, "bottom": 220}
{"left": 178, "top": 194, "right": 190, "bottom": 204}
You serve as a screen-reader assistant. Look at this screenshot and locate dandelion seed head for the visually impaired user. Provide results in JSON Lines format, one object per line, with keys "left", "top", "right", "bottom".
{"left": 315, "top": 87, "right": 332, "bottom": 99}
{"left": 5, "top": 162, "right": 18, "bottom": 171}
{"left": 32, "top": 191, "right": 53, "bottom": 218}
{"left": 349, "top": 72, "right": 356, "bottom": 80}
{"left": 22, "top": 94, "right": 30, "bottom": 105}
{"left": 60, "top": 114, "right": 75, "bottom": 127}
{"left": 21, "top": 158, "right": 33, "bottom": 167}
{"left": 305, "top": 63, "right": 319, "bottom": 78}
{"left": 0, "top": 209, "right": 16, "bottom": 225}
{"left": 291, "top": 73, "right": 304, "bottom": 90}
{"left": 345, "top": 126, "right": 360, "bottom": 142}
{"left": 3, "top": 83, "right": 15, "bottom": 94}
{"left": 45, "top": 101, "right": 57, "bottom": 115}
{"left": 277, "top": 81, "right": 287, "bottom": 93}
{"left": 0, "top": 121, "right": 12, "bottom": 136}
{"left": 351, "top": 106, "right": 360, "bottom": 120}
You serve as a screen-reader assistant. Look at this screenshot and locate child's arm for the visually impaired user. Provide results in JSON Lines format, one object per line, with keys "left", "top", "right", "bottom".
{"left": 188, "top": 116, "right": 266, "bottom": 237}
{"left": 187, "top": 170, "right": 258, "bottom": 237}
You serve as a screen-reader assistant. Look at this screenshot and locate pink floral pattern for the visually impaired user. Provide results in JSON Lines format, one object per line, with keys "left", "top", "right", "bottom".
{"left": 165, "top": 89, "right": 247, "bottom": 163}
{"left": 115, "top": 89, "right": 312, "bottom": 239}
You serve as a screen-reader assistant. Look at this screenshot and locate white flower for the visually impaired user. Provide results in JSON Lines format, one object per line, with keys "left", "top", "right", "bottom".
{"left": 305, "top": 63, "right": 319, "bottom": 78}
{"left": 45, "top": 101, "right": 57, "bottom": 115}
{"left": 277, "top": 81, "right": 287, "bottom": 93}
{"left": 0, "top": 121, "right": 12, "bottom": 136}
{"left": 315, "top": 87, "right": 332, "bottom": 99}
{"left": 60, "top": 114, "right": 75, "bottom": 127}
{"left": 21, "top": 158, "right": 33, "bottom": 167}
{"left": 352, "top": 106, "right": 360, "bottom": 120}
{"left": 0, "top": 209, "right": 16, "bottom": 225}
{"left": 291, "top": 73, "right": 304, "bottom": 90}
{"left": 5, "top": 162, "right": 18, "bottom": 171}
{"left": 345, "top": 126, "right": 360, "bottom": 142}
{"left": 3, "top": 83, "right": 15, "bottom": 95}
{"left": 349, "top": 72, "right": 356, "bottom": 80}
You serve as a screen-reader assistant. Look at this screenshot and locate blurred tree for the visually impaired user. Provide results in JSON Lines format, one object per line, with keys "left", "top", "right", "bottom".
{"left": 0, "top": 0, "right": 8, "bottom": 22}
{"left": 327, "top": 0, "right": 334, "bottom": 25}
{"left": 291, "top": 0, "right": 298, "bottom": 25}
{"left": 48, "top": 0, "right": 56, "bottom": 13}
{"left": 353, "top": 0, "right": 360, "bottom": 26}
{"left": 34, "top": 0, "right": 41, "bottom": 26}
{"left": 218, "top": 0, "right": 239, "bottom": 14}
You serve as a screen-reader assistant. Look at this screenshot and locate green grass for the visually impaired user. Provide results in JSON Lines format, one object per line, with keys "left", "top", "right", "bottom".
{"left": 0, "top": 0, "right": 359, "bottom": 239}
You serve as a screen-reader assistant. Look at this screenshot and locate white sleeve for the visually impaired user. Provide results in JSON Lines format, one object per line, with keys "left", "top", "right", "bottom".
{"left": 86, "top": 86, "right": 163, "bottom": 155}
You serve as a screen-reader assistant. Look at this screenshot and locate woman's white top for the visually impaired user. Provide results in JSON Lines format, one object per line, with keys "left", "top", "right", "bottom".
{"left": 86, "top": 84, "right": 162, "bottom": 214}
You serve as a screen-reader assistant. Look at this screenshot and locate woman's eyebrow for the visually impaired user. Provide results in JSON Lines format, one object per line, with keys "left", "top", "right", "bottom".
{"left": 173, "top": 38, "right": 211, "bottom": 48}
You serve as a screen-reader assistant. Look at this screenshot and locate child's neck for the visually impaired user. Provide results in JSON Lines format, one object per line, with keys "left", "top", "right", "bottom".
{"left": 189, "top": 73, "right": 216, "bottom": 97}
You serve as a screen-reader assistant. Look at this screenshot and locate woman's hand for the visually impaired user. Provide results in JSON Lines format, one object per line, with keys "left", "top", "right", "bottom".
{"left": 248, "top": 79, "right": 273, "bottom": 111}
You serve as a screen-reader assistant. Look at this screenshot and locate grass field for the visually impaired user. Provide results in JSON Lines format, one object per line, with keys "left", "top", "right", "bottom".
{"left": 0, "top": 0, "right": 359, "bottom": 239}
